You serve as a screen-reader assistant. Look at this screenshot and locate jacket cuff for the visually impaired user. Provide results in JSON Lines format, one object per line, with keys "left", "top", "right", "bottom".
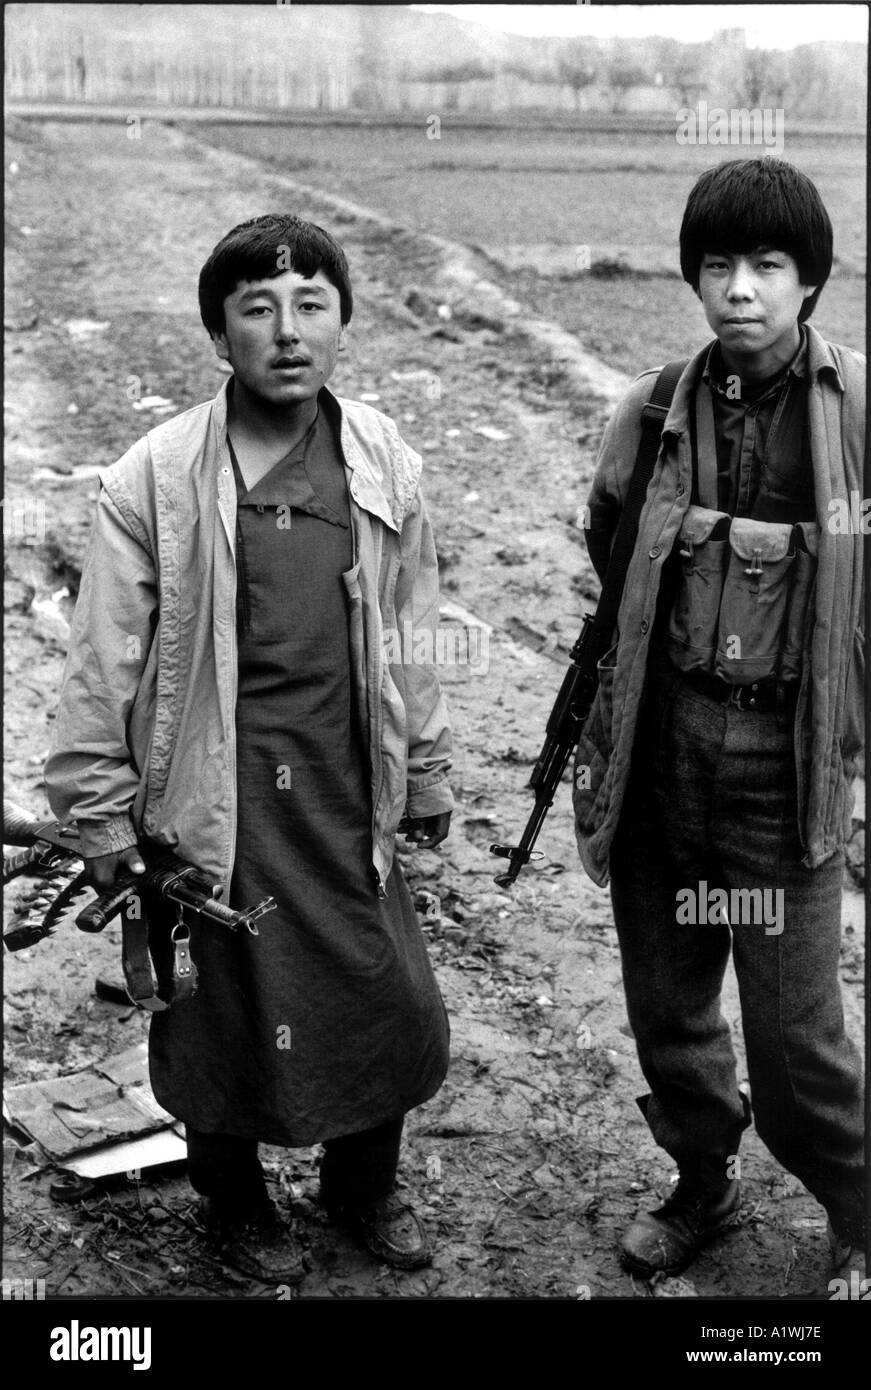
{"left": 405, "top": 781, "right": 455, "bottom": 819}
{"left": 75, "top": 815, "right": 140, "bottom": 859}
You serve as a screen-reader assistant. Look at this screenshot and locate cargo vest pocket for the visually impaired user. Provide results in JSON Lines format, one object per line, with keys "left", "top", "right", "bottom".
{"left": 778, "top": 522, "right": 818, "bottom": 681}
{"left": 714, "top": 518, "right": 795, "bottom": 682}
{"left": 666, "top": 505, "right": 731, "bottom": 673}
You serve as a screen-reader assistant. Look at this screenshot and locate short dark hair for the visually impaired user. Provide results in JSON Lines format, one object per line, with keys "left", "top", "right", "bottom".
{"left": 679, "top": 158, "right": 833, "bottom": 322}
{"left": 198, "top": 214, "right": 353, "bottom": 334}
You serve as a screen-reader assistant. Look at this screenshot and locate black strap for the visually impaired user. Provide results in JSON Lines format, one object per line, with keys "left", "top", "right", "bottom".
{"left": 121, "top": 902, "right": 168, "bottom": 1012}
{"left": 589, "top": 358, "right": 688, "bottom": 657}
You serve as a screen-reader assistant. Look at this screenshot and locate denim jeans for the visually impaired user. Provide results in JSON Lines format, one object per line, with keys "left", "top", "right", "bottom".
{"left": 187, "top": 1117, "right": 404, "bottom": 1220}
{"left": 610, "top": 656, "right": 865, "bottom": 1243}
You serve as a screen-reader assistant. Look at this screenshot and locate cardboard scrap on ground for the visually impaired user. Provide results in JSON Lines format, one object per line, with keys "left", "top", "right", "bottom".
{"left": 65, "top": 1127, "right": 187, "bottom": 1180}
{"left": 3, "top": 1040, "right": 186, "bottom": 1175}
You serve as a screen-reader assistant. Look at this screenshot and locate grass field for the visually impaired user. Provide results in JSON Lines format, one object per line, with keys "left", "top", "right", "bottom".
{"left": 189, "top": 120, "right": 866, "bottom": 373}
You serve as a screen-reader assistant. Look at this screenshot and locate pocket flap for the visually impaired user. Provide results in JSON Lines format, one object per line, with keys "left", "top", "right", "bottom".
{"left": 679, "top": 504, "right": 730, "bottom": 545}
{"left": 792, "top": 520, "right": 820, "bottom": 559}
{"left": 729, "top": 518, "right": 793, "bottom": 563}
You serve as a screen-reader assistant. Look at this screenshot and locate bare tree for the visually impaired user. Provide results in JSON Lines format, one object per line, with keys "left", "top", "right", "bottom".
{"left": 741, "top": 47, "right": 790, "bottom": 107}
{"left": 669, "top": 55, "right": 706, "bottom": 108}
{"left": 606, "top": 61, "right": 650, "bottom": 114}
{"left": 557, "top": 56, "right": 599, "bottom": 113}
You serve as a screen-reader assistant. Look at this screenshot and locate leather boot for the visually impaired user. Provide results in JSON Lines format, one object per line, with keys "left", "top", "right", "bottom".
{"left": 323, "top": 1190, "right": 432, "bottom": 1270}
{"left": 621, "top": 1176, "right": 741, "bottom": 1276}
{"left": 199, "top": 1196, "right": 306, "bottom": 1285}
{"left": 826, "top": 1222, "right": 868, "bottom": 1298}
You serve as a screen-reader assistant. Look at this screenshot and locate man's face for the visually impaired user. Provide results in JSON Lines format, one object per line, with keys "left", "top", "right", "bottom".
{"left": 212, "top": 268, "right": 346, "bottom": 406}
{"left": 697, "top": 248, "right": 816, "bottom": 373}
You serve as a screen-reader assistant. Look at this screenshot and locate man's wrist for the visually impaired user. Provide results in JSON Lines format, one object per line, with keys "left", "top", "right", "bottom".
{"left": 405, "top": 783, "right": 454, "bottom": 820}
{"left": 75, "top": 815, "right": 139, "bottom": 859}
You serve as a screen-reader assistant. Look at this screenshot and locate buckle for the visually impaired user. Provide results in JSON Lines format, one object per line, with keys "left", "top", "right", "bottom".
{"left": 171, "top": 919, "right": 195, "bottom": 980}
{"left": 728, "top": 683, "right": 759, "bottom": 709}
{"left": 170, "top": 906, "right": 199, "bottom": 1002}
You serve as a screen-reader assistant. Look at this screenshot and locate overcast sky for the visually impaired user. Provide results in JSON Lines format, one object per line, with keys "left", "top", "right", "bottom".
{"left": 412, "top": 4, "right": 868, "bottom": 49}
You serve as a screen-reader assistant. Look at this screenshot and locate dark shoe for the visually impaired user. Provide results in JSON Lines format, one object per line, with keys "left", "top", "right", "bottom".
{"left": 199, "top": 1197, "right": 306, "bottom": 1285}
{"left": 826, "top": 1222, "right": 867, "bottom": 1297}
{"left": 324, "top": 1191, "right": 432, "bottom": 1270}
{"left": 621, "top": 1177, "right": 741, "bottom": 1277}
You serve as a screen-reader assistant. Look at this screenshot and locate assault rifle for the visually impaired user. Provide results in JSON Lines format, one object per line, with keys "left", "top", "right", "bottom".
{"left": 3, "top": 803, "right": 275, "bottom": 1007}
{"left": 489, "top": 358, "right": 687, "bottom": 887}
{"left": 489, "top": 612, "right": 606, "bottom": 886}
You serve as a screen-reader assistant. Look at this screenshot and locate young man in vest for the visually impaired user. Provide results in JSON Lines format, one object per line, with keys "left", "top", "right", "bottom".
{"left": 45, "top": 214, "right": 454, "bottom": 1283}
{"left": 573, "top": 159, "right": 865, "bottom": 1288}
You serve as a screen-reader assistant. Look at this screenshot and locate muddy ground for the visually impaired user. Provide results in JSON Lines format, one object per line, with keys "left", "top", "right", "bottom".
{"left": 3, "top": 115, "right": 866, "bottom": 1309}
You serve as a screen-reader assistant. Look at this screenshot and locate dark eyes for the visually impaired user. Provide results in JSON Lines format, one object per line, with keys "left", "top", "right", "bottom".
{"left": 243, "top": 302, "right": 324, "bottom": 316}
{"left": 703, "top": 258, "right": 783, "bottom": 272}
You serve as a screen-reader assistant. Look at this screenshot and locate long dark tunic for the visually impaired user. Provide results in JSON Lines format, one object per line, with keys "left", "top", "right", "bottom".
{"left": 148, "top": 409, "right": 449, "bottom": 1145}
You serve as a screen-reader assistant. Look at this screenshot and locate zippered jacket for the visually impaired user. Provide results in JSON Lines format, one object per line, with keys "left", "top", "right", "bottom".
{"left": 45, "top": 380, "right": 454, "bottom": 895}
{"left": 573, "top": 325, "right": 865, "bottom": 887}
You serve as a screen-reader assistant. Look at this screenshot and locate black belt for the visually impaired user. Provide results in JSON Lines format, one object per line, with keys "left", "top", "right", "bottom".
{"left": 678, "top": 667, "right": 799, "bottom": 712}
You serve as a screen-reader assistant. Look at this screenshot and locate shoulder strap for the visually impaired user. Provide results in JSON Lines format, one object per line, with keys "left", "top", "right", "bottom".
{"left": 589, "top": 358, "right": 688, "bottom": 657}
{"left": 693, "top": 381, "right": 720, "bottom": 510}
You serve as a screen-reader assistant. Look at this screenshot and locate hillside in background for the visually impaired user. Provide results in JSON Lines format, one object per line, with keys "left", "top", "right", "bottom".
{"left": 5, "top": 3, "right": 866, "bottom": 120}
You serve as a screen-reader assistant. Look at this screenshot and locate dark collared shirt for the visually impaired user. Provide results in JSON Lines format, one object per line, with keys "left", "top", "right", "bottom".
{"left": 228, "top": 409, "right": 351, "bottom": 636}
{"left": 698, "top": 327, "right": 816, "bottom": 523}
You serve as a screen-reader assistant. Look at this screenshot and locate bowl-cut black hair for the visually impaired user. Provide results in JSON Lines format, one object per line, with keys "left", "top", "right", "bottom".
{"left": 679, "top": 158, "right": 833, "bottom": 322}
{"left": 199, "top": 213, "right": 353, "bottom": 335}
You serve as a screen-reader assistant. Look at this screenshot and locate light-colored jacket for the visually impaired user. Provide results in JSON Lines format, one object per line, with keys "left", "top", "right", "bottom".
{"left": 573, "top": 325, "right": 865, "bottom": 887}
{"left": 45, "top": 380, "right": 454, "bottom": 896}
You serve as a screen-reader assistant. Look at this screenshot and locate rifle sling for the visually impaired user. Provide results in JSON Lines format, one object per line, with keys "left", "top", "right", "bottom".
{"left": 121, "top": 901, "right": 198, "bottom": 1010}
{"left": 122, "top": 907, "right": 167, "bottom": 1011}
{"left": 588, "top": 358, "right": 688, "bottom": 661}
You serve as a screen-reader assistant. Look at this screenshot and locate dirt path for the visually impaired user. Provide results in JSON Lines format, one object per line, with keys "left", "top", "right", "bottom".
{"left": 3, "top": 115, "right": 865, "bottom": 1305}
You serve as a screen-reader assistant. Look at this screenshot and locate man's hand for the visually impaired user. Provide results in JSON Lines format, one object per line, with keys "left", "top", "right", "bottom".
{"left": 83, "top": 845, "right": 147, "bottom": 893}
{"left": 401, "top": 812, "right": 452, "bottom": 851}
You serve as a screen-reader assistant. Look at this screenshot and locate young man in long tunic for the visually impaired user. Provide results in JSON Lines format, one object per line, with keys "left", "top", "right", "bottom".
{"left": 45, "top": 215, "right": 454, "bottom": 1282}
{"left": 573, "top": 160, "right": 865, "bottom": 1289}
